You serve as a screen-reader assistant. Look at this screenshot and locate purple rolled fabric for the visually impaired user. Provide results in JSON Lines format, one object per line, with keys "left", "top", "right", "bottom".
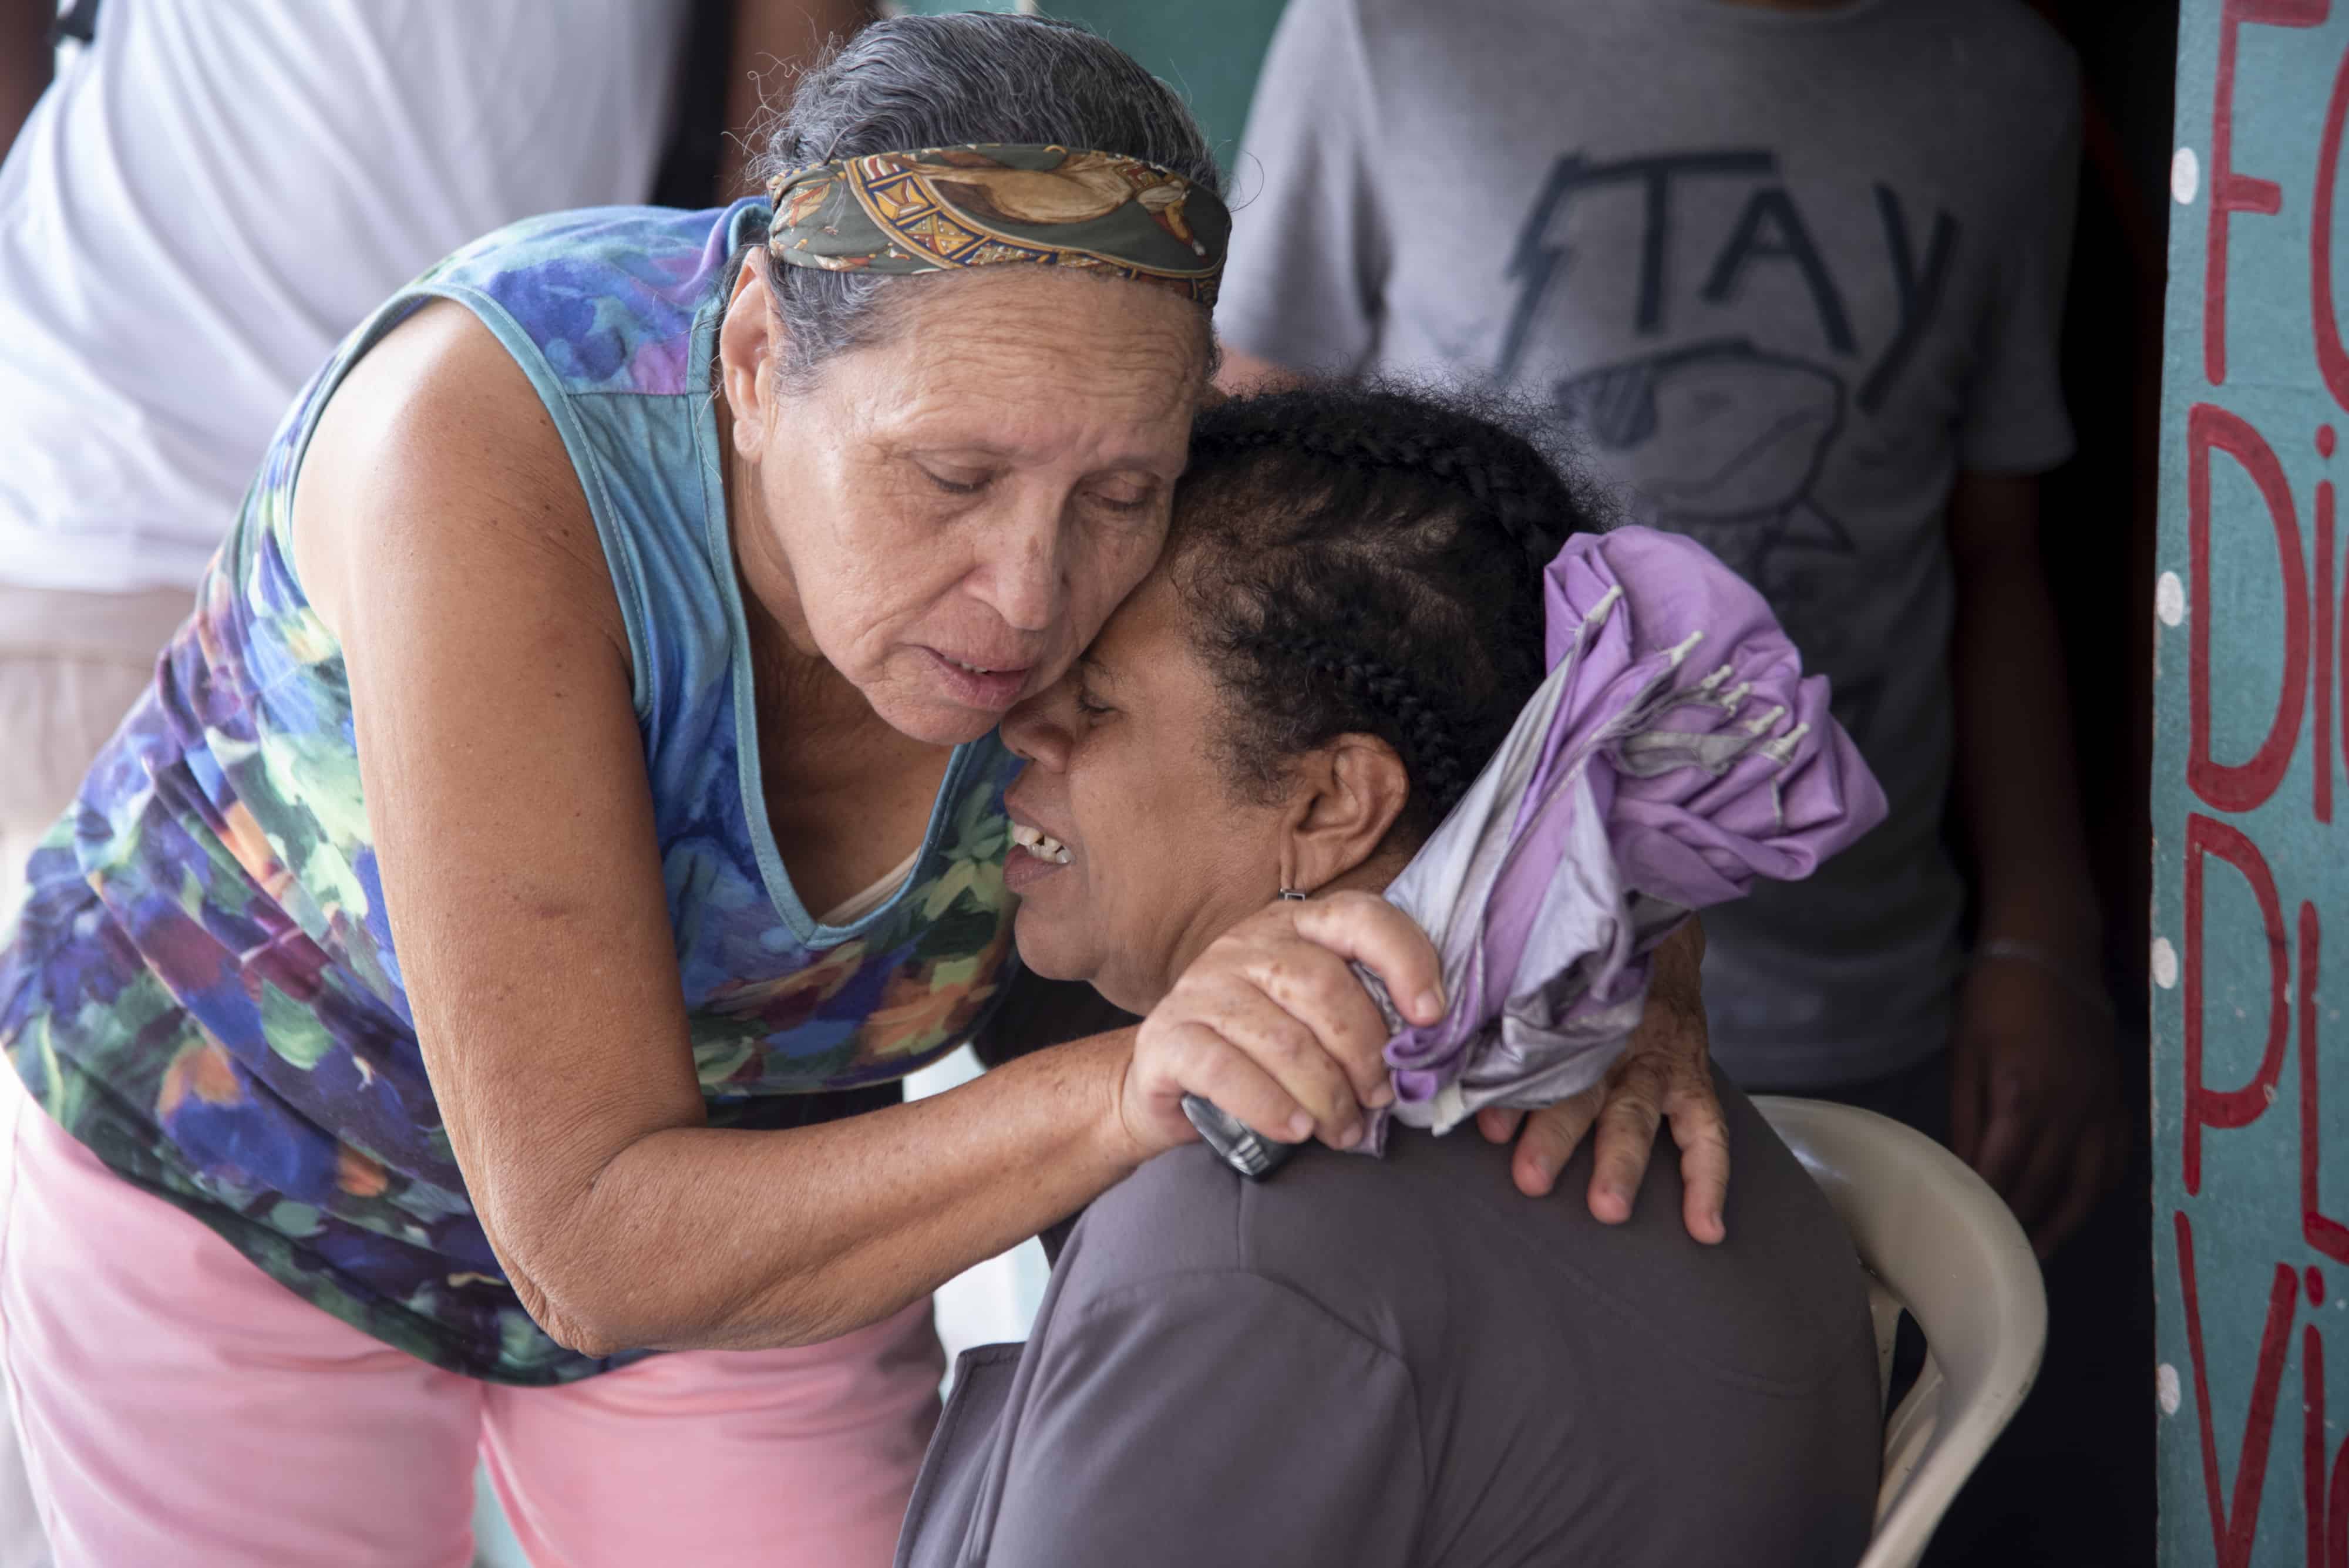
{"left": 1364, "top": 526, "right": 1887, "bottom": 1148}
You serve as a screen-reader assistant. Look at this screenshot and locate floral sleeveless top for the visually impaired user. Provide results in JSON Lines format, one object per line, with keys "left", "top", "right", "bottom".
{"left": 0, "top": 201, "right": 1021, "bottom": 1385}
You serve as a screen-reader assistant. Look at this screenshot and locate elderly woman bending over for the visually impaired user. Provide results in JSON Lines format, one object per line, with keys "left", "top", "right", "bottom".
{"left": 898, "top": 384, "right": 1885, "bottom": 1568}
{"left": 0, "top": 16, "right": 1722, "bottom": 1567}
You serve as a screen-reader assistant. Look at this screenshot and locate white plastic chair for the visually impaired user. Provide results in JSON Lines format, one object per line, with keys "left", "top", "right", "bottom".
{"left": 1754, "top": 1096, "right": 2048, "bottom": 1568}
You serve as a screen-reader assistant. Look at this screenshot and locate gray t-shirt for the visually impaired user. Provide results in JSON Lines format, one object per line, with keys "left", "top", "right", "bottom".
{"left": 1217, "top": 0, "right": 2081, "bottom": 1088}
{"left": 894, "top": 1086, "right": 1880, "bottom": 1568}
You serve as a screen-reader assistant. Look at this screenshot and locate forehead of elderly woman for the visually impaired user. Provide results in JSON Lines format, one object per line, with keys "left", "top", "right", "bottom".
{"left": 716, "top": 14, "right": 1227, "bottom": 751}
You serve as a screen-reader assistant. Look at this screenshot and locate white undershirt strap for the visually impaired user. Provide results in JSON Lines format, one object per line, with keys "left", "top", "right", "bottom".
{"left": 817, "top": 845, "right": 924, "bottom": 928}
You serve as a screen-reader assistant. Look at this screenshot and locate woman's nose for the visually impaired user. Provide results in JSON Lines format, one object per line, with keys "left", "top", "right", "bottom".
{"left": 1002, "top": 686, "right": 1073, "bottom": 769}
{"left": 975, "top": 501, "right": 1068, "bottom": 635}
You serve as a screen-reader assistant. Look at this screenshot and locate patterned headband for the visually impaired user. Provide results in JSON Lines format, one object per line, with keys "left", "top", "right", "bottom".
{"left": 766, "top": 143, "right": 1229, "bottom": 305}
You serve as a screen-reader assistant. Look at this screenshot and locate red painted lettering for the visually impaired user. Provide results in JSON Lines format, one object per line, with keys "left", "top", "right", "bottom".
{"left": 2180, "top": 1213, "right": 2300, "bottom": 1567}
{"left": 2186, "top": 814, "right": 2294, "bottom": 1193}
{"left": 2190, "top": 403, "right": 2312, "bottom": 813}
{"left": 2212, "top": 0, "right": 2333, "bottom": 383}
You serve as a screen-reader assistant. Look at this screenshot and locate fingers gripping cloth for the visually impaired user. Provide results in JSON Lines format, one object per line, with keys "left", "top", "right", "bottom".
{"left": 1189, "top": 527, "right": 1889, "bottom": 1178}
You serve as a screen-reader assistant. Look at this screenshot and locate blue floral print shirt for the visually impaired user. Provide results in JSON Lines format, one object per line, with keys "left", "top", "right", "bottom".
{"left": 0, "top": 201, "right": 1022, "bottom": 1384}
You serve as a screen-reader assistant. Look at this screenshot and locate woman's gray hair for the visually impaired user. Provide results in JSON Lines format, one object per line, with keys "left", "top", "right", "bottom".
{"left": 743, "top": 13, "right": 1223, "bottom": 387}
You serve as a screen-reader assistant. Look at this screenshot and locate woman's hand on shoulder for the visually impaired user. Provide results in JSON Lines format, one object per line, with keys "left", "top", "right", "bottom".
{"left": 1115, "top": 891, "right": 1443, "bottom": 1162}
{"left": 1475, "top": 918, "right": 1730, "bottom": 1243}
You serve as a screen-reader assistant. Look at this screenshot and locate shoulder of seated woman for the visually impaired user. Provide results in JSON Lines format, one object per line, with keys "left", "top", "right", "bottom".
{"left": 293, "top": 300, "right": 618, "bottom": 648}
{"left": 1065, "top": 1126, "right": 1860, "bottom": 1392}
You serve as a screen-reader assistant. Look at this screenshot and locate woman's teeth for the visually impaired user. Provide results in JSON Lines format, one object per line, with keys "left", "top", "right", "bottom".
{"left": 950, "top": 657, "right": 1004, "bottom": 675}
{"left": 1010, "top": 823, "right": 1071, "bottom": 865}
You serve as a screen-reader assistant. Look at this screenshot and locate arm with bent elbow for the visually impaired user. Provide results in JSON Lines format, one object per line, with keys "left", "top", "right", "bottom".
{"left": 295, "top": 307, "right": 1441, "bottom": 1355}
{"left": 295, "top": 304, "right": 1145, "bottom": 1355}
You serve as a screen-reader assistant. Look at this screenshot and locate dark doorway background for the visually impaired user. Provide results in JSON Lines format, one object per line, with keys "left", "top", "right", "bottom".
{"left": 1941, "top": 5, "right": 2173, "bottom": 1564}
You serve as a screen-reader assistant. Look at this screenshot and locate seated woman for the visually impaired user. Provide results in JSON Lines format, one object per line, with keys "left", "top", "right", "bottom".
{"left": 896, "top": 384, "right": 1885, "bottom": 1568}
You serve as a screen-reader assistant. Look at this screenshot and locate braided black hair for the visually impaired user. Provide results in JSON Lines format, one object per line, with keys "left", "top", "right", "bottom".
{"left": 1173, "top": 379, "right": 1613, "bottom": 844}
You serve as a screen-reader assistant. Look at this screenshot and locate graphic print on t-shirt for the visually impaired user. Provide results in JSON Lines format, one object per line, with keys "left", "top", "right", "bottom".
{"left": 1551, "top": 337, "right": 1864, "bottom": 718}
{"left": 1496, "top": 148, "right": 1963, "bottom": 739}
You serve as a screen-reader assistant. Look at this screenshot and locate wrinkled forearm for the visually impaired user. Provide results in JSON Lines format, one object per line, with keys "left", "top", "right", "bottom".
{"left": 510, "top": 1028, "right": 1139, "bottom": 1356}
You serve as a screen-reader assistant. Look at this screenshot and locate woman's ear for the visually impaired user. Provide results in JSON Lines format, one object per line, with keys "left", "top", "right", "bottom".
{"left": 1282, "top": 735, "right": 1412, "bottom": 893}
{"left": 718, "top": 257, "right": 780, "bottom": 461}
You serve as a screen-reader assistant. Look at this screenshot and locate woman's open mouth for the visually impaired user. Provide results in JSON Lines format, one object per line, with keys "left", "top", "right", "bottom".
{"left": 923, "top": 648, "right": 1032, "bottom": 711}
{"left": 1010, "top": 823, "right": 1071, "bottom": 864}
{"left": 1005, "top": 822, "right": 1072, "bottom": 892}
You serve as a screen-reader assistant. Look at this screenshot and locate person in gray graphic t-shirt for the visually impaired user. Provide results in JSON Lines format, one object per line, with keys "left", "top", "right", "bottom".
{"left": 1217, "top": 0, "right": 2126, "bottom": 1254}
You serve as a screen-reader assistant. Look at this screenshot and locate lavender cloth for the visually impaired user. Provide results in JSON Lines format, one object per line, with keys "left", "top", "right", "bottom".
{"left": 1369, "top": 526, "right": 1887, "bottom": 1144}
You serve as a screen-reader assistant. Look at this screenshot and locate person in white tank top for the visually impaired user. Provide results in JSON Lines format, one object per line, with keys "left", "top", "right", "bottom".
{"left": 0, "top": 4, "right": 864, "bottom": 1562}
{"left": 0, "top": 0, "right": 871, "bottom": 911}
{"left": 0, "top": 0, "right": 696, "bottom": 923}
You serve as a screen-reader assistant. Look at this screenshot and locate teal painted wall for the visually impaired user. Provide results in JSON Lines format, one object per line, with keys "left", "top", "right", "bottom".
{"left": 884, "top": 0, "right": 1291, "bottom": 172}
{"left": 2155, "top": 3, "right": 2349, "bottom": 1563}
{"left": 1049, "top": 0, "right": 1287, "bottom": 171}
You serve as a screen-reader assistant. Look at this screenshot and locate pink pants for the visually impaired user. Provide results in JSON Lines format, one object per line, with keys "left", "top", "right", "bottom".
{"left": 0, "top": 1077, "right": 942, "bottom": 1567}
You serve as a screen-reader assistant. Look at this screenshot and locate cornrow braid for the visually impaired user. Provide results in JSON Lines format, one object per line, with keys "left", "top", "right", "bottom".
{"left": 1246, "top": 630, "right": 1476, "bottom": 823}
{"left": 1172, "top": 378, "right": 1612, "bottom": 843}
{"left": 1190, "top": 418, "right": 1560, "bottom": 574}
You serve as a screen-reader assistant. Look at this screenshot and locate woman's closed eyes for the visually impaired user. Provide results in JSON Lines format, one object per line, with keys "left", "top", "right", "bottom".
{"left": 1085, "top": 482, "right": 1156, "bottom": 516}
{"left": 920, "top": 465, "right": 989, "bottom": 497}
{"left": 911, "top": 464, "right": 1155, "bottom": 520}
{"left": 1071, "top": 677, "right": 1115, "bottom": 722}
